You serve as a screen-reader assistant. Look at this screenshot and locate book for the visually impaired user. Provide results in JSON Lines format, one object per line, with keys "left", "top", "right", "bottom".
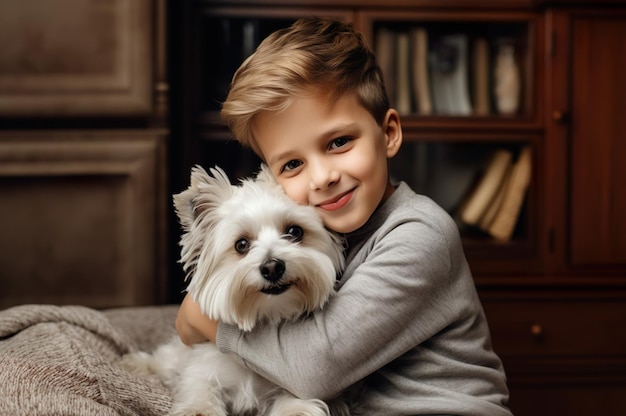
{"left": 493, "top": 40, "right": 521, "bottom": 115}
{"left": 429, "top": 34, "right": 472, "bottom": 115}
{"left": 472, "top": 37, "right": 490, "bottom": 116}
{"left": 410, "top": 27, "right": 432, "bottom": 115}
{"left": 478, "top": 168, "right": 510, "bottom": 231}
{"left": 375, "top": 27, "right": 396, "bottom": 106}
{"left": 395, "top": 31, "right": 412, "bottom": 114}
{"left": 485, "top": 146, "right": 532, "bottom": 241}
{"left": 241, "top": 19, "right": 259, "bottom": 58}
{"left": 459, "top": 149, "right": 513, "bottom": 225}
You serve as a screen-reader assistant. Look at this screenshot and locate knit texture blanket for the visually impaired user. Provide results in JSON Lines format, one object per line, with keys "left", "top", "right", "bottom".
{"left": 0, "top": 304, "right": 178, "bottom": 416}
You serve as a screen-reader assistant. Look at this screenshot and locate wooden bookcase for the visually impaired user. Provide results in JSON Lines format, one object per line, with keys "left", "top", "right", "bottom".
{"left": 170, "top": 1, "right": 626, "bottom": 415}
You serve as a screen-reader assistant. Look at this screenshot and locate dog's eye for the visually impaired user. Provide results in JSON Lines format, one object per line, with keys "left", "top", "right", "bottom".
{"left": 235, "top": 238, "right": 250, "bottom": 254}
{"left": 285, "top": 225, "right": 304, "bottom": 242}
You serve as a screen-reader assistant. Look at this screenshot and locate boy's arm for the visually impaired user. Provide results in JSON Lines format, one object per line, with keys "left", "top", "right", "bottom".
{"left": 216, "top": 219, "right": 462, "bottom": 400}
{"left": 176, "top": 293, "right": 218, "bottom": 345}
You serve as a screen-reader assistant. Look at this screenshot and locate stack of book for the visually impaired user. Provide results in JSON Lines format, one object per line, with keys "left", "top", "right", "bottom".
{"left": 457, "top": 146, "right": 532, "bottom": 241}
{"left": 374, "top": 26, "right": 522, "bottom": 117}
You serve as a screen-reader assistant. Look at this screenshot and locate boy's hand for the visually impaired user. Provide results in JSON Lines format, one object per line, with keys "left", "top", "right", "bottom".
{"left": 176, "top": 293, "right": 219, "bottom": 345}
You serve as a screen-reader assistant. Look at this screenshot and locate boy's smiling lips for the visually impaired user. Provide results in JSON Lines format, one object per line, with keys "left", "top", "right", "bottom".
{"left": 316, "top": 188, "right": 356, "bottom": 211}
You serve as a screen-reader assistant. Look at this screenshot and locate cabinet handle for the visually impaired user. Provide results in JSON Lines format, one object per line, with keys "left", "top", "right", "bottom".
{"left": 530, "top": 324, "right": 543, "bottom": 337}
{"left": 552, "top": 110, "right": 569, "bottom": 123}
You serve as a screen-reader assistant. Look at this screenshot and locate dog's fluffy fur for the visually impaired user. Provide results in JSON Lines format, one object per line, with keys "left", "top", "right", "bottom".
{"left": 122, "top": 166, "right": 345, "bottom": 416}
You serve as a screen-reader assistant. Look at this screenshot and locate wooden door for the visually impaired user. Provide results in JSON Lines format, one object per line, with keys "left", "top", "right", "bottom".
{"left": 568, "top": 13, "right": 626, "bottom": 266}
{"left": 547, "top": 9, "right": 626, "bottom": 273}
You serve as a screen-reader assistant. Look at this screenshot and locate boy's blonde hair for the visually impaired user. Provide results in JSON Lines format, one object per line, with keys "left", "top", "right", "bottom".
{"left": 220, "top": 17, "right": 390, "bottom": 156}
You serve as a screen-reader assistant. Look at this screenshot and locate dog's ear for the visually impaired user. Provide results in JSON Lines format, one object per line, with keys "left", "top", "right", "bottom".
{"left": 173, "top": 165, "right": 234, "bottom": 230}
{"left": 254, "top": 164, "right": 278, "bottom": 185}
{"left": 254, "top": 164, "right": 277, "bottom": 185}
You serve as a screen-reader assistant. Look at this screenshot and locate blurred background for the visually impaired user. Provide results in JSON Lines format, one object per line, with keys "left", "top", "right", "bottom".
{"left": 0, "top": 1, "right": 625, "bottom": 414}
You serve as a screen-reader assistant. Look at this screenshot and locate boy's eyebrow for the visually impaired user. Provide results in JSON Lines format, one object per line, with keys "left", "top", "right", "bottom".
{"left": 313, "top": 122, "right": 360, "bottom": 146}
{"left": 322, "top": 123, "right": 358, "bottom": 138}
{"left": 267, "top": 151, "right": 294, "bottom": 167}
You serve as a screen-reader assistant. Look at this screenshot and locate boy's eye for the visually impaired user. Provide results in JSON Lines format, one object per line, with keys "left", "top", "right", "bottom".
{"left": 282, "top": 160, "right": 302, "bottom": 172}
{"left": 329, "top": 136, "right": 351, "bottom": 150}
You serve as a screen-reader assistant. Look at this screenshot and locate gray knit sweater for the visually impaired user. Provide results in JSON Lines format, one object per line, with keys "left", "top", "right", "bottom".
{"left": 217, "top": 182, "right": 512, "bottom": 415}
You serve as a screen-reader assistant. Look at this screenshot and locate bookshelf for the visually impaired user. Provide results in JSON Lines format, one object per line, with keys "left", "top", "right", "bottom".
{"left": 171, "top": 2, "right": 626, "bottom": 415}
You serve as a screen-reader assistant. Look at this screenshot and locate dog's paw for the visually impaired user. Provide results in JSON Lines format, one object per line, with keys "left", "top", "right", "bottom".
{"left": 120, "top": 351, "right": 155, "bottom": 376}
{"left": 120, "top": 351, "right": 173, "bottom": 386}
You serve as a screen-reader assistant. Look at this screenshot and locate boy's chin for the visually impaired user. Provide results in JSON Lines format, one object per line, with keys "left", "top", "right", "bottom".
{"left": 320, "top": 213, "right": 367, "bottom": 234}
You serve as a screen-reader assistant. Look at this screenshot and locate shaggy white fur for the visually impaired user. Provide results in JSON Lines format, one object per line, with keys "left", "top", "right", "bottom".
{"left": 122, "top": 166, "right": 344, "bottom": 416}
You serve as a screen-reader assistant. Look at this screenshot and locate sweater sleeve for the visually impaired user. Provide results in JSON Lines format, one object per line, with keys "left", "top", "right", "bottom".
{"left": 216, "top": 213, "right": 459, "bottom": 401}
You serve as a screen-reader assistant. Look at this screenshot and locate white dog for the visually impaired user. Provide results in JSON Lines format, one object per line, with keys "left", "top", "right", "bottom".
{"left": 122, "top": 165, "right": 345, "bottom": 416}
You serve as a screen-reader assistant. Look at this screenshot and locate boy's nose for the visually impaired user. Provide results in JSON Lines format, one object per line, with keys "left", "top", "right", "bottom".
{"left": 309, "top": 164, "right": 340, "bottom": 190}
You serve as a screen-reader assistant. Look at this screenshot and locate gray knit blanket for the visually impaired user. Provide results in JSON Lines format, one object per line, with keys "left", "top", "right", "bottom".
{"left": 0, "top": 304, "right": 178, "bottom": 415}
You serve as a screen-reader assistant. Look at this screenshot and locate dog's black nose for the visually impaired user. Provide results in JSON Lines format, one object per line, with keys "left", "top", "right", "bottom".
{"left": 260, "top": 258, "right": 285, "bottom": 282}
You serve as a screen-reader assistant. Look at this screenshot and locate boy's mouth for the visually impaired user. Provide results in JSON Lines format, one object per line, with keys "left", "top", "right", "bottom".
{"left": 317, "top": 188, "right": 355, "bottom": 211}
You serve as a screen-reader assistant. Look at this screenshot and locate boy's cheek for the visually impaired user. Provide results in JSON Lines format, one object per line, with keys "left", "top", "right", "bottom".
{"left": 280, "top": 181, "right": 308, "bottom": 206}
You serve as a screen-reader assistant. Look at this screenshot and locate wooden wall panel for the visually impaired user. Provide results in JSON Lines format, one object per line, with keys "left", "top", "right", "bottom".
{"left": 0, "top": 130, "right": 167, "bottom": 308}
{"left": 0, "top": 0, "right": 153, "bottom": 116}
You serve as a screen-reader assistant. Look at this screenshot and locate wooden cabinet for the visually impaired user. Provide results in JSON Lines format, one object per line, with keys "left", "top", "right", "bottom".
{"left": 505, "top": 10, "right": 626, "bottom": 413}
{"left": 0, "top": 0, "right": 169, "bottom": 308}
{"left": 0, "top": 130, "right": 167, "bottom": 308}
{"left": 482, "top": 293, "right": 626, "bottom": 414}
{"left": 0, "top": 0, "right": 156, "bottom": 117}
{"left": 168, "top": 1, "right": 626, "bottom": 414}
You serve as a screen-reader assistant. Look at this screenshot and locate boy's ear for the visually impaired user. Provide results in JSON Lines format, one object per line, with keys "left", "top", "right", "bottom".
{"left": 383, "top": 108, "right": 403, "bottom": 158}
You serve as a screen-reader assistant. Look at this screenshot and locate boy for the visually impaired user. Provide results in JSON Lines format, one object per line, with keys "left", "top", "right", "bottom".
{"left": 176, "top": 17, "right": 512, "bottom": 415}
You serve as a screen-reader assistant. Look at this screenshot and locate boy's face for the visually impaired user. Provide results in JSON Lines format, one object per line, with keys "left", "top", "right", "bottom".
{"left": 252, "top": 92, "right": 402, "bottom": 233}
